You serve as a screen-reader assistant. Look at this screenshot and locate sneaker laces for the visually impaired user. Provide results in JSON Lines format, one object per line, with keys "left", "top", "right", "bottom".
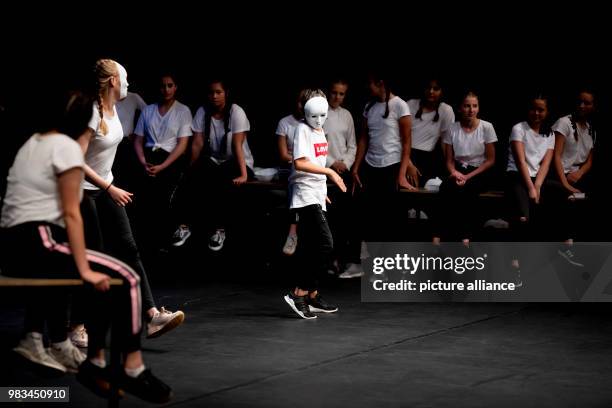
{"left": 174, "top": 226, "right": 188, "bottom": 239}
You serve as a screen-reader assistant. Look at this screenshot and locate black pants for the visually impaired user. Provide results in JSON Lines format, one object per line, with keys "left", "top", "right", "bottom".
{"left": 111, "top": 137, "right": 143, "bottom": 193}
{"left": 81, "top": 189, "right": 155, "bottom": 313}
{"left": 432, "top": 164, "right": 491, "bottom": 240}
{"left": 175, "top": 157, "right": 253, "bottom": 231}
{"left": 136, "top": 148, "right": 185, "bottom": 245}
{"left": 294, "top": 204, "right": 334, "bottom": 291}
{"left": 411, "top": 147, "right": 444, "bottom": 187}
{"left": 505, "top": 171, "right": 543, "bottom": 242}
{"left": 357, "top": 162, "right": 401, "bottom": 241}
{"left": 0, "top": 223, "right": 142, "bottom": 356}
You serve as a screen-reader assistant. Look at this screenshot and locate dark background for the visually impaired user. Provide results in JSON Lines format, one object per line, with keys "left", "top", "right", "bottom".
{"left": 1, "top": 6, "right": 610, "bottom": 210}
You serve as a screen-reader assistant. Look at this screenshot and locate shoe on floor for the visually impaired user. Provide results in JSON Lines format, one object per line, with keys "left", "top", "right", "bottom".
{"left": 48, "top": 340, "right": 86, "bottom": 373}
{"left": 117, "top": 367, "right": 173, "bottom": 403}
{"left": 284, "top": 292, "right": 317, "bottom": 319}
{"left": 282, "top": 234, "right": 298, "bottom": 256}
{"left": 307, "top": 293, "right": 338, "bottom": 313}
{"left": 13, "top": 333, "right": 66, "bottom": 373}
{"left": 171, "top": 225, "right": 192, "bottom": 247}
{"left": 338, "top": 263, "right": 364, "bottom": 279}
{"left": 147, "top": 307, "right": 185, "bottom": 339}
{"left": 208, "top": 229, "right": 226, "bottom": 251}
{"left": 77, "top": 360, "right": 123, "bottom": 399}
{"left": 557, "top": 247, "right": 585, "bottom": 267}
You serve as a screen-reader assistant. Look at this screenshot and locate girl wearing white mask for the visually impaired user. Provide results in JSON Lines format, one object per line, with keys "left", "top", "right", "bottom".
{"left": 77, "top": 60, "right": 184, "bottom": 347}
{"left": 283, "top": 89, "right": 347, "bottom": 319}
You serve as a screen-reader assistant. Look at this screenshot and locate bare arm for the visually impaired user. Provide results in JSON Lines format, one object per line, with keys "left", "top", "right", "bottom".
{"left": 553, "top": 132, "right": 580, "bottom": 193}
{"left": 133, "top": 134, "right": 147, "bottom": 167}
{"left": 232, "top": 131, "right": 248, "bottom": 185}
{"left": 294, "top": 157, "right": 346, "bottom": 192}
{"left": 191, "top": 131, "right": 205, "bottom": 164}
{"left": 397, "top": 115, "right": 417, "bottom": 190}
{"left": 351, "top": 119, "right": 369, "bottom": 192}
{"left": 465, "top": 143, "right": 495, "bottom": 181}
{"left": 511, "top": 140, "right": 536, "bottom": 195}
{"left": 58, "top": 168, "right": 110, "bottom": 291}
{"left": 277, "top": 134, "right": 292, "bottom": 163}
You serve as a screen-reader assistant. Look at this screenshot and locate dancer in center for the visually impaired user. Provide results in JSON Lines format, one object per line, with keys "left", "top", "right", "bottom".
{"left": 283, "top": 89, "right": 347, "bottom": 319}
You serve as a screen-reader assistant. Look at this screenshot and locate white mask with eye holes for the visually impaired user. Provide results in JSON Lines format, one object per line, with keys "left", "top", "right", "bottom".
{"left": 304, "top": 96, "right": 329, "bottom": 129}
{"left": 116, "top": 63, "right": 129, "bottom": 100}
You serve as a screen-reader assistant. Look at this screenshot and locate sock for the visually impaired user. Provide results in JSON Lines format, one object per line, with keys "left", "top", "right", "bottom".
{"left": 90, "top": 358, "right": 106, "bottom": 368}
{"left": 125, "top": 364, "right": 145, "bottom": 378}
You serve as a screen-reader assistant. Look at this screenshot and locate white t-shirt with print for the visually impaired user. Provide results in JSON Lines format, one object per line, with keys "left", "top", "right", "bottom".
{"left": 363, "top": 96, "right": 411, "bottom": 168}
{"left": 506, "top": 121, "right": 555, "bottom": 177}
{"left": 134, "top": 100, "right": 192, "bottom": 154}
{"left": 1, "top": 133, "right": 84, "bottom": 228}
{"left": 276, "top": 114, "right": 302, "bottom": 155}
{"left": 116, "top": 92, "right": 146, "bottom": 137}
{"left": 289, "top": 123, "right": 328, "bottom": 210}
{"left": 443, "top": 120, "right": 497, "bottom": 168}
{"left": 84, "top": 103, "right": 123, "bottom": 190}
{"left": 323, "top": 106, "right": 356, "bottom": 168}
{"left": 552, "top": 115, "right": 594, "bottom": 174}
{"left": 407, "top": 99, "right": 455, "bottom": 152}
{"left": 192, "top": 104, "right": 254, "bottom": 169}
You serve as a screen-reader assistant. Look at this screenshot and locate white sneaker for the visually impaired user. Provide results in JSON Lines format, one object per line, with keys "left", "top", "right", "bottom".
{"left": 147, "top": 307, "right": 185, "bottom": 339}
{"left": 13, "top": 333, "right": 66, "bottom": 373}
{"left": 339, "top": 263, "right": 364, "bottom": 279}
{"left": 408, "top": 208, "right": 417, "bottom": 219}
{"left": 171, "top": 225, "right": 192, "bottom": 247}
{"left": 419, "top": 210, "right": 428, "bottom": 220}
{"left": 282, "top": 234, "right": 298, "bottom": 256}
{"left": 48, "top": 340, "right": 86, "bottom": 373}
{"left": 208, "top": 229, "right": 226, "bottom": 251}
{"left": 69, "top": 326, "right": 88, "bottom": 348}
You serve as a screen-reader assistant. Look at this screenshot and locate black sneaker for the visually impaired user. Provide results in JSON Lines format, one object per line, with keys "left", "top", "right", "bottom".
{"left": 117, "top": 368, "right": 173, "bottom": 403}
{"left": 558, "top": 247, "right": 584, "bottom": 267}
{"left": 76, "top": 360, "right": 124, "bottom": 399}
{"left": 284, "top": 293, "right": 317, "bottom": 319}
{"left": 171, "top": 225, "right": 191, "bottom": 247}
{"left": 307, "top": 293, "right": 338, "bottom": 313}
{"left": 209, "top": 229, "right": 226, "bottom": 251}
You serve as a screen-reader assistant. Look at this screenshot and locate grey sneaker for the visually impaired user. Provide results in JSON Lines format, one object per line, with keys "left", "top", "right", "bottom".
{"left": 209, "top": 229, "right": 226, "bottom": 251}
{"left": 339, "top": 263, "right": 364, "bottom": 279}
{"left": 13, "top": 334, "right": 66, "bottom": 373}
{"left": 171, "top": 225, "right": 192, "bottom": 247}
{"left": 48, "top": 341, "right": 86, "bottom": 373}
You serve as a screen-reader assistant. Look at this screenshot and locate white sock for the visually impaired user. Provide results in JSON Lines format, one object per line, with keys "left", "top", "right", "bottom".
{"left": 90, "top": 358, "right": 106, "bottom": 368}
{"left": 125, "top": 364, "right": 145, "bottom": 378}
{"left": 51, "top": 339, "right": 71, "bottom": 351}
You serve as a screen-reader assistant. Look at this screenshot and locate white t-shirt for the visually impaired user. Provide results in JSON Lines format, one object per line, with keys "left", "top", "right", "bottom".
{"left": 407, "top": 99, "right": 455, "bottom": 152}
{"left": 1, "top": 133, "right": 84, "bottom": 228}
{"left": 192, "top": 104, "right": 254, "bottom": 169}
{"left": 289, "top": 123, "right": 328, "bottom": 210}
{"left": 552, "top": 115, "right": 594, "bottom": 174}
{"left": 323, "top": 106, "right": 356, "bottom": 168}
{"left": 506, "top": 121, "right": 555, "bottom": 177}
{"left": 116, "top": 92, "right": 146, "bottom": 137}
{"left": 84, "top": 103, "right": 124, "bottom": 190}
{"left": 443, "top": 120, "right": 498, "bottom": 168}
{"left": 275, "top": 114, "right": 302, "bottom": 155}
{"left": 363, "top": 96, "right": 411, "bottom": 168}
{"left": 134, "top": 101, "right": 193, "bottom": 154}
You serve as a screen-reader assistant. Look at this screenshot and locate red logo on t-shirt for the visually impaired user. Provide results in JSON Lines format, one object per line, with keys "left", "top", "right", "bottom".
{"left": 314, "top": 142, "right": 328, "bottom": 157}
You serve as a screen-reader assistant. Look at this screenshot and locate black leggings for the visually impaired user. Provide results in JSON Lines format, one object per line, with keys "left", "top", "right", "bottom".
{"left": 81, "top": 189, "right": 155, "bottom": 313}
{"left": 0, "top": 222, "right": 142, "bottom": 356}
{"left": 505, "top": 171, "right": 542, "bottom": 242}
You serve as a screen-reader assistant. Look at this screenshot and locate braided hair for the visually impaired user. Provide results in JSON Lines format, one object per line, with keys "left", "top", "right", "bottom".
{"left": 204, "top": 79, "right": 233, "bottom": 157}
{"left": 569, "top": 90, "right": 597, "bottom": 145}
{"left": 365, "top": 75, "right": 392, "bottom": 119}
{"left": 415, "top": 79, "right": 442, "bottom": 122}
{"left": 93, "top": 59, "right": 119, "bottom": 136}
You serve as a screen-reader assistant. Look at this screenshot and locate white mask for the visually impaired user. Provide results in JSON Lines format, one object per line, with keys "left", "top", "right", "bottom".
{"left": 303, "top": 96, "right": 328, "bottom": 129}
{"left": 117, "top": 63, "right": 129, "bottom": 100}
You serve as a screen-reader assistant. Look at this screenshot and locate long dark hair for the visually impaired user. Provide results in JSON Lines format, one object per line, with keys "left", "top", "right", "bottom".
{"left": 203, "top": 79, "right": 233, "bottom": 155}
{"left": 527, "top": 93, "right": 553, "bottom": 137}
{"left": 570, "top": 89, "right": 596, "bottom": 144}
{"left": 415, "top": 79, "right": 442, "bottom": 123}
{"left": 365, "top": 73, "right": 394, "bottom": 119}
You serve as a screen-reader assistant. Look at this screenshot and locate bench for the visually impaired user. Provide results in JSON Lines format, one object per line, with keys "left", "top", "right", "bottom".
{"left": 0, "top": 274, "right": 124, "bottom": 408}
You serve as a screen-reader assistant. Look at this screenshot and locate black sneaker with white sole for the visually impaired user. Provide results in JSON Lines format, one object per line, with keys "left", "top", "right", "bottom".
{"left": 284, "top": 293, "right": 317, "bottom": 319}
{"left": 307, "top": 293, "right": 338, "bottom": 313}
{"left": 558, "top": 248, "right": 584, "bottom": 267}
{"left": 116, "top": 368, "right": 173, "bottom": 404}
